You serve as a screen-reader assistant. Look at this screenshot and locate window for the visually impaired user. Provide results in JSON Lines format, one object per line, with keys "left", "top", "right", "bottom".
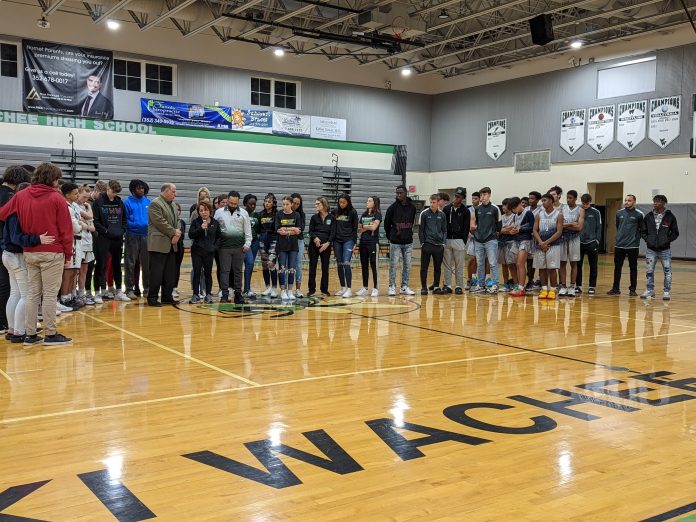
{"left": 251, "top": 77, "right": 300, "bottom": 109}
{"left": 113, "top": 58, "right": 175, "bottom": 95}
{"left": 1, "top": 43, "right": 18, "bottom": 78}
{"left": 145, "top": 62, "right": 174, "bottom": 96}
{"left": 114, "top": 58, "right": 141, "bottom": 92}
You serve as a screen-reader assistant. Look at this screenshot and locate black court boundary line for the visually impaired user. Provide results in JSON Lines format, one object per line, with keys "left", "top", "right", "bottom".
{"left": 641, "top": 500, "right": 696, "bottom": 521}
{"left": 349, "top": 310, "right": 640, "bottom": 373}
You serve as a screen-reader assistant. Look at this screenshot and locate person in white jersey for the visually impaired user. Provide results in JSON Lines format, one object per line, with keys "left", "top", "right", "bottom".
{"left": 558, "top": 189, "right": 585, "bottom": 297}
{"left": 533, "top": 193, "right": 564, "bottom": 300}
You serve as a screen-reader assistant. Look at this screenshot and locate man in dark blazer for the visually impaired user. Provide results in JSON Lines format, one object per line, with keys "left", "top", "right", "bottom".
{"left": 79, "top": 75, "right": 113, "bottom": 119}
{"left": 147, "top": 183, "right": 181, "bottom": 306}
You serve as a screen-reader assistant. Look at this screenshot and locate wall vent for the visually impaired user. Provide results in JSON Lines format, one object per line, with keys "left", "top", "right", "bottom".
{"left": 514, "top": 150, "right": 550, "bottom": 173}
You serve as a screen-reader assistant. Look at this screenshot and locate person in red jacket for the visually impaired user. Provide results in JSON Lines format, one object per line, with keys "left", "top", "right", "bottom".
{"left": 0, "top": 162, "right": 74, "bottom": 346}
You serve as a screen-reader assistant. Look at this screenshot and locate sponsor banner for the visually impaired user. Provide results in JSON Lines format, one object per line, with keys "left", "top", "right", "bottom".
{"left": 560, "top": 109, "right": 585, "bottom": 155}
{"left": 230, "top": 108, "right": 273, "bottom": 133}
{"left": 140, "top": 98, "right": 231, "bottom": 129}
{"left": 587, "top": 105, "right": 615, "bottom": 153}
{"left": 486, "top": 119, "right": 506, "bottom": 160}
{"left": 272, "top": 111, "right": 311, "bottom": 137}
{"left": 692, "top": 94, "right": 696, "bottom": 158}
{"left": 617, "top": 100, "right": 647, "bottom": 151}
{"left": 649, "top": 95, "right": 681, "bottom": 149}
{"left": 23, "top": 39, "right": 113, "bottom": 119}
{"left": 310, "top": 116, "right": 347, "bottom": 141}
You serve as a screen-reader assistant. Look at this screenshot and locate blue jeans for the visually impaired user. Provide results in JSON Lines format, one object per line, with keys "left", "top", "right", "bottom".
{"left": 295, "top": 239, "right": 304, "bottom": 286}
{"left": 388, "top": 243, "right": 412, "bottom": 288}
{"left": 475, "top": 239, "right": 499, "bottom": 286}
{"left": 645, "top": 248, "right": 672, "bottom": 292}
{"left": 278, "top": 250, "right": 298, "bottom": 288}
{"left": 334, "top": 240, "right": 355, "bottom": 288}
{"left": 243, "top": 238, "right": 260, "bottom": 292}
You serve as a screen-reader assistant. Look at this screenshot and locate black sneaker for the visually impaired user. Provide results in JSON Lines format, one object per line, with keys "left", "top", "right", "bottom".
{"left": 443, "top": 286, "right": 453, "bottom": 294}
{"left": 233, "top": 291, "right": 245, "bottom": 305}
{"left": 9, "top": 334, "right": 25, "bottom": 343}
{"left": 607, "top": 288, "right": 621, "bottom": 296}
{"left": 421, "top": 288, "right": 429, "bottom": 295}
{"left": 220, "top": 296, "right": 231, "bottom": 303}
{"left": 629, "top": 290, "right": 638, "bottom": 297}
{"left": 428, "top": 284, "right": 435, "bottom": 291}
{"left": 433, "top": 287, "right": 443, "bottom": 295}
{"left": 455, "top": 287, "right": 463, "bottom": 295}
{"left": 23, "top": 334, "right": 44, "bottom": 346}
{"left": 44, "top": 333, "right": 72, "bottom": 346}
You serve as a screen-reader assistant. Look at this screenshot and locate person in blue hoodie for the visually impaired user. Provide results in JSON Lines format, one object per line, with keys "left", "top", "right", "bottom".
{"left": 123, "top": 179, "right": 151, "bottom": 300}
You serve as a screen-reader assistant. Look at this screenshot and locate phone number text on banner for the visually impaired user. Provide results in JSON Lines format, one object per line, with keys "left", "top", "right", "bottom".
{"left": 140, "top": 98, "right": 231, "bottom": 129}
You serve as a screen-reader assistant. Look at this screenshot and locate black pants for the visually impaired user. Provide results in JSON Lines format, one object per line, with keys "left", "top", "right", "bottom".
{"left": 526, "top": 257, "right": 535, "bottom": 284}
{"left": 191, "top": 250, "right": 214, "bottom": 295}
{"left": 420, "top": 243, "right": 444, "bottom": 289}
{"left": 0, "top": 253, "right": 10, "bottom": 328}
{"left": 94, "top": 236, "right": 123, "bottom": 291}
{"left": 612, "top": 247, "right": 639, "bottom": 291}
{"left": 360, "top": 243, "right": 378, "bottom": 288}
{"left": 174, "top": 243, "right": 184, "bottom": 289}
{"left": 577, "top": 242, "right": 599, "bottom": 288}
{"left": 85, "top": 260, "right": 95, "bottom": 292}
{"left": 308, "top": 242, "right": 331, "bottom": 294}
{"left": 148, "top": 249, "right": 176, "bottom": 302}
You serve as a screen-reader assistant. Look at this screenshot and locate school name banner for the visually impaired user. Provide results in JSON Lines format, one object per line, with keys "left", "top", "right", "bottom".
{"left": 649, "top": 95, "right": 681, "bottom": 149}
{"left": 587, "top": 105, "right": 614, "bottom": 153}
{"left": 140, "top": 98, "right": 231, "bottom": 129}
{"left": 23, "top": 39, "right": 113, "bottom": 120}
{"left": 617, "top": 100, "right": 646, "bottom": 151}
{"left": 485, "top": 119, "right": 506, "bottom": 160}
{"left": 560, "top": 109, "right": 585, "bottom": 155}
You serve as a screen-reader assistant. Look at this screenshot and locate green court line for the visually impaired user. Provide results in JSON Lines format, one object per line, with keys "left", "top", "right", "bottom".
{"left": 678, "top": 515, "right": 696, "bottom": 521}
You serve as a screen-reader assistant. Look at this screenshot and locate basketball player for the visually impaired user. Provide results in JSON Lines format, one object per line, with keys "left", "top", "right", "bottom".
{"left": 533, "top": 193, "right": 564, "bottom": 299}
{"left": 558, "top": 190, "right": 584, "bottom": 297}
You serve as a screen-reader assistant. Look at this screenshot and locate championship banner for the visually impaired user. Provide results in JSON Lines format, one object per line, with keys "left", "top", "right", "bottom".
{"left": 310, "top": 116, "right": 347, "bottom": 141}
{"left": 231, "top": 108, "right": 273, "bottom": 133}
{"left": 23, "top": 39, "right": 113, "bottom": 119}
{"left": 587, "top": 105, "right": 614, "bottom": 153}
{"left": 560, "top": 109, "right": 585, "bottom": 155}
{"left": 617, "top": 100, "right": 646, "bottom": 151}
{"left": 486, "top": 119, "right": 506, "bottom": 160}
{"left": 272, "top": 111, "right": 311, "bottom": 137}
{"left": 140, "top": 98, "right": 231, "bottom": 129}
{"left": 649, "top": 95, "right": 681, "bottom": 149}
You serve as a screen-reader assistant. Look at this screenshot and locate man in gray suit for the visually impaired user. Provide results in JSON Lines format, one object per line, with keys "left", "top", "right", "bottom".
{"left": 147, "top": 183, "right": 181, "bottom": 306}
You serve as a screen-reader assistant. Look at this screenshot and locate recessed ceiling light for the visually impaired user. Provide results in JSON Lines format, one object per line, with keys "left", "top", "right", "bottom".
{"left": 570, "top": 40, "right": 583, "bottom": 49}
{"left": 107, "top": 20, "right": 120, "bottom": 30}
{"left": 438, "top": 9, "right": 449, "bottom": 19}
{"left": 274, "top": 48, "right": 285, "bottom": 57}
{"left": 401, "top": 67, "right": 413, "bottom": 76}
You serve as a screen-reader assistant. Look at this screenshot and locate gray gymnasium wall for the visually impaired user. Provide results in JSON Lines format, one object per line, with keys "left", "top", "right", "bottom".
{"left": 431, "top": 44, "right": 696, "bottom": 171}
{"left": 0, "top": 35, "right": 431, "bottom": 171}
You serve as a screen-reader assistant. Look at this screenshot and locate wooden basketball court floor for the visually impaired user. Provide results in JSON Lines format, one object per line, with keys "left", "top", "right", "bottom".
{"left": 2, "top": 254, "right": 696, "bottom": 521}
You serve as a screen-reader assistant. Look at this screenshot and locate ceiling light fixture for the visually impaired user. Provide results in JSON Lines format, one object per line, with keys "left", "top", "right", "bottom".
{"left": 107, "top": 19, "right": 120, "bottom": 30}
{"left": 570, "top": 40, "right": 583, "bottom": 49}
{"left": 274, "top": 48, "right": 285, "bottom": 56}
{"left": 438, "top": 9, "right": 450, "bottom": 19}
{"left": 401, "top": 67, "right": 413, "bottom": 76}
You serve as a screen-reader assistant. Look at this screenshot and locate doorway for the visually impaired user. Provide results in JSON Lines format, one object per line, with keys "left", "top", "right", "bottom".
{"left": 589, "top": 182, "right": 624, "bottom": 254}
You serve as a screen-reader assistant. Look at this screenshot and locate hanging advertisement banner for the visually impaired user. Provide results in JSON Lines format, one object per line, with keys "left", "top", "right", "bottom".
{"left": 272, "top": 111, "right": 311, "bottom": 137}
{"left": 23, "top": 39, "right": 114, "bottom": 119}
{"left": 587, "top": 105, "right": 615, "bottom": 153}
{"left": 617, "top": 100, "right": 647, "bottom": 151}
{"left": 560, "top": 108, "right": 585, "bottom": 155}
{"left": 140, "top": 98, "right": 231, "bottom": 129}
{"left": 230, "top": 108, "right": 273, "bottom": 133}
{"left": 310, "top": 116, "right": 347, "bottom": 141}
{"left": 485, "top": 119, "right": 507, "bottom": 160}
{"left": 649, "top": 95, "right": 681, "bottom": 149}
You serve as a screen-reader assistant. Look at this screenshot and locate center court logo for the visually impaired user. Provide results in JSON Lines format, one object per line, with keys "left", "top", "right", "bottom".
{"left": 176, "top": 295, "right": 417, "bottom": 318}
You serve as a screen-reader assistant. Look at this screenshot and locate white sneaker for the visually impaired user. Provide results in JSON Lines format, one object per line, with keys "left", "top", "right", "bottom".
{"left": 280, "top": 290, "right": 289, "bottom": 300}
{"left": 567, "top": 287, "right": 576, "bottom": 297}
{"left": 57, "top": 301, "right": 73, "bottom": 312}
{"left": 371, "top": 288, "right": 380, "bottom": 297}
{"left": 356, "top": 287, "right": 369, "bottom": 297}
{"left": 295, "top": 290, "right": 304, "bottom": 298}
{"left": 641, "top": 290, "right": 655, "bottom": 299}
{"left": 261, "top": 286, "right": 272, "bottom": 296}
{"left": 400, "top": 286, "right": 415, "bottom": 296}
{"left": 342, "top": 288, "right": 353, "bottom": 298}
{"left": 93, "top": 294, "right": 103, "bottom": 304}
{"left": 287, "top": 291, "right": 297, "bottom": 301}
{"left": 218, "top": 290, "right": 223, "bottom": 298}
{"left": 102, "top": 290, "right": 114, "bottom": 300}
{"left": 388, "top": 285, "right": 397, "bottom": 296}
{"left": 172, "top": 288, "right": 180, "bottom": 298}
{"left": 270, "top": 288, "right": 279, "bottom": 298}
{"left": 335, "top": 287, "right": 346, "bottom": 296}
{"left": 663, "top": 291, "right": 671, "bottom": 301}
{"left": 115, "top": 291, "right": 131, "bottom": 302}
{"left": 247, "top": 290, "right": 257, "bottom": 298}
{"left": 559, "top": 286, "right": 568, "bottom": 296}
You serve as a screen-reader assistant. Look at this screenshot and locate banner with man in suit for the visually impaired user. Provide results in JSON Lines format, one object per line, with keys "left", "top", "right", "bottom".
{"left": 23, "top": 39, "right": 114, "bottom": 120}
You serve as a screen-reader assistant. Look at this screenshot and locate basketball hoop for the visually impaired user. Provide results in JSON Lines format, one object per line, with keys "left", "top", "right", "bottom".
{"left": 390, "top": 15, "right": 408, "bottom": 40}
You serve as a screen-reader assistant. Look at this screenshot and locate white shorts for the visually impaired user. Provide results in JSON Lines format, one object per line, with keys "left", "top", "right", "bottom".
{"left": 65, "top": 242, "right": 83, "bottom": 270}
{"left": 533, "top": 244, "right": 561, "bottom": 269}
{"left": 514, "top": 240, "right": 532, "bottom": 254}
{"left": 82, "top": 251, "right": 95, "bottom": 264}
{"left": 498, "top": 242, "right": 516, "bottom": 265}
{"left": 561, "top": 236, "right": 581, "bottom": 262}
{"left": 466, "top": 239, "right": 476, "bottom": 257}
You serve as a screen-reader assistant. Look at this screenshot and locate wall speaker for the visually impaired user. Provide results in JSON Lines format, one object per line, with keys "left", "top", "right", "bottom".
{"left": 529, "top": 14, "right": 554, "bottom": 46}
